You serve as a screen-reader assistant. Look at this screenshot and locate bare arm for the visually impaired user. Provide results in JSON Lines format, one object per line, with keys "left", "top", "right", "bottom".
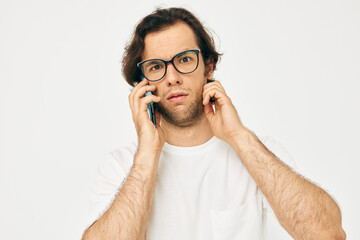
{"left": 203, "top": 80, "right": 346, "bottom": 239}
{"left": 228, "top": 129, "right": 346, "bottom": 240}
{"left": 82, "top": 150, "right": 160, "bottom": 240}
{"left": 83, "top": 79, "right": 165, "bottom": 239}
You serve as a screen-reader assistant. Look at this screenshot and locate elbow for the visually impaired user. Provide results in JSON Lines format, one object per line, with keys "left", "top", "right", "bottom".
{"left": 316, "top": 227, "right": 346, "bottom": 240}
{"left": 296, "top": 221, "right": 346, "bottom": 240}
{"left": 82, "top": 224, "right": 96, "bottom": 240}
{"left": 316, "top": 204, "right": 346, "bottom": 239}
{"left": 332, "top": 227, "right": 347, "bottom": 240}
{"left": 338, "top": 228, "right": 347, "bottom": 240}
{"left": 81, "top": 229, "right": 90, "bottom": 240}
{"left": 81, "top": 233, "right": 87, "bottom": 240}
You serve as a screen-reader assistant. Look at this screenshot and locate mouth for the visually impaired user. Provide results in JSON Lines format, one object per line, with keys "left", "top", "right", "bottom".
{"left": 167, "top": 92, "right": 189, "bottom": 103}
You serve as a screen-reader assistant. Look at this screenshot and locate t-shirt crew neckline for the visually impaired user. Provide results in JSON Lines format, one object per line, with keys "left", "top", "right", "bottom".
{"left": 162, "top": 135, "right": 219, "bottom": 154}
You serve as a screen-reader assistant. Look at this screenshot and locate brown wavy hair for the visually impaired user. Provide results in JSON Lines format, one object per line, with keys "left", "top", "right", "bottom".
{"left": 122, "top": 7, "right": 222, "bottom": 87}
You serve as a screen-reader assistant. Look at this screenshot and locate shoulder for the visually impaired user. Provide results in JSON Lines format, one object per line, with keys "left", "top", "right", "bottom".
{"left": 258, "top": 135, "right": 296, "bottom": 169}
{"left": 97, "top": 142, "right": 138, "bottom": 180}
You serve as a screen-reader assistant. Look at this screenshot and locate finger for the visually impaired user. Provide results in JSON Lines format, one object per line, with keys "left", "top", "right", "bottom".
{"left": 137, "top": 84, "right": 157, "bottom": 98}
{"left": 135, "top": 77, "right": 149, "bottom": 88}
{"left": 202, "top": 85, "right": 215, "bottom": 105}
{"left": 203, "top": 84, "right": 227, "bottom": 106}
{"left": 209, "top": 80, "right": 225, "bottom": 90}
{"left": 203, "top": 86, "right": 227, "bottom": 113}
{"left": 133, "top": 84, "right": 157, "bottom": 109}
{"left": 204, "top": 102, "right": 214, "bottom": 121}
{"left": 214, "top": 97, "right": 221, "bottom": 113}
{"left": 203, "top": 84, "right": 222, "bottom": 97}
{"left": 202, "top": 86, "right": 224, "bottom": 105}
{"left": 203, "top": 81, "right": 215, "bottom": 93}
{"left": 213, "top": 80, "right": 225, "bottom": 91}
{"left": 129, "top": 84, "right": 156, "bottom": 110}
{"left": 129, "top": 78, "right": 149, "bottom": 103}
{"left": 139, "top": 94, "right": 161, "bottom": 115}
{"left": 130, "top": 78, "right": 148, "bottom": 95}
{"left": 203, "top": 80, "right": 224, "bottom": 92}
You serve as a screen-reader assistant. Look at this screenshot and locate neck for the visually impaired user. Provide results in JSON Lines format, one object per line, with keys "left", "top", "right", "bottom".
{"left": 161, "top": 113, "right": 214, "bottom": 147}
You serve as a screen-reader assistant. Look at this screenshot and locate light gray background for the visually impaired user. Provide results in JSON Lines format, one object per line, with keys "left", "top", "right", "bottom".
{"left": 1, "top": 0, "right": 359, "bottom": 239}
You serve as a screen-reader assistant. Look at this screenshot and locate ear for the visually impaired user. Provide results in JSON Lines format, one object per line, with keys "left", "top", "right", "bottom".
{"left": 205, "top": 57, "right": 214, "bottom": 80}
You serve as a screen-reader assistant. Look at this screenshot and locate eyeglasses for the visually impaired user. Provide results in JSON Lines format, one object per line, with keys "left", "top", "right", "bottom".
{"left": 137, "top": 49, "right": 201, "bottom": 82}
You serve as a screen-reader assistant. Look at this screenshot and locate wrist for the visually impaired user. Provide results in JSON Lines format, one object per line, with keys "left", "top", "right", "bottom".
{"left": 134, "top": 148, "right": 161, "bottom": 167}
{"left": 133, "top": 151, "right": 159, "bottom": 176}
{"left": 136, "top": 146, "right": 162, "bottom": 158}
{"left": 227, "top": 127, "right": 255, "bottom": 154}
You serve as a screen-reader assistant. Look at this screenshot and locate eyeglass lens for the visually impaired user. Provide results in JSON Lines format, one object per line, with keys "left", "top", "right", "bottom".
{"left": 141, "top": 50, "right": 198, "bottom": 81}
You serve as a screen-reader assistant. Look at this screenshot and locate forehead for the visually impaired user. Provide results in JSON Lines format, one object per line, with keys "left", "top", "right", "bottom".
{"left": 142, "top": 21, "right": 199, "bottom": 61}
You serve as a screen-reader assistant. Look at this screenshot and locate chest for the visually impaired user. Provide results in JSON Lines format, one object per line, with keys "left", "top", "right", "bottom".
{"left": 145, "top": 150, "right": 264, "bottom": 240}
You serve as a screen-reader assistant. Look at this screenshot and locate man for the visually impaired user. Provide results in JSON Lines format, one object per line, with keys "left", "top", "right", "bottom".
{"left": 82, "top": 7, "right": 346, "bottom": 240}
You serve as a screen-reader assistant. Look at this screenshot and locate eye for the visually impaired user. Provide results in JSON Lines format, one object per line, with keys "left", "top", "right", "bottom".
{"left": 150, "top": 64, "right": 162, "bottom": 71}
{"left": 144, "top": 60, "right": 163, "bottom": 72}
{"left": 180, "top": 56, "right": 192, "bottom": 63}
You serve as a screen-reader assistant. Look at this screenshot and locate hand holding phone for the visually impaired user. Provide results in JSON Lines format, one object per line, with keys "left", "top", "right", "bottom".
{"left": 129, "top": 77, "right": 164, "bottom": 154}
{"left": 138, "top": 75, "right": 157, "bottom": 127}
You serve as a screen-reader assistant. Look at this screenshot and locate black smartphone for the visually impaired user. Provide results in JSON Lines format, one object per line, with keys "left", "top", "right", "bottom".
{"left": 207, "top": 79, "right": 216, "bottom": 104}
{"left": 145, "top": 89, "right": 156, "bottom": 126}
{"left": 143, "top": 76, "right": 156, "bottom": 126}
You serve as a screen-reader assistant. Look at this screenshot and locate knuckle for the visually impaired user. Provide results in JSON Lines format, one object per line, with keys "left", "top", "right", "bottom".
{"left": 141, "top": 96, "right": 150, "bottom": 105}
{"left": 139, "top": 97, "right": 146, "bottom": 105}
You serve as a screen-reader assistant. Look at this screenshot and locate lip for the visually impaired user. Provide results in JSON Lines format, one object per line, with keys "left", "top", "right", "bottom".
{"left": 167, "top": 92, "right": 189, "bottom": 102}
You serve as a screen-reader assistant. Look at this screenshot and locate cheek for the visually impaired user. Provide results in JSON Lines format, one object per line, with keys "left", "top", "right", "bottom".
{"left": 154, "top": 83, "right": 165, "bottom": 97}
{"left": 148, "top": 82, "right": 159, "bottom": 96}
{"left": 191, "top": 71, "right": 207, "bottom": 93}
{"left": 195, "top": 81, "right": 205, "bottom": 96}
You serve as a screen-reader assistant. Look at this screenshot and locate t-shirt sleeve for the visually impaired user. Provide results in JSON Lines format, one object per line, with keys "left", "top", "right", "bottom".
{"left": 257, "top": 135, "right": 297, "bottom": 214}
{"left": 85, "top": 145, "right": 136, "bottom": 230}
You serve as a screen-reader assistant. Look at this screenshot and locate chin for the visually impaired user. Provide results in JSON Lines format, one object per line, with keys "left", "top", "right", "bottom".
{"left": 158, "top": 102, "right": 205, "bottom": 127}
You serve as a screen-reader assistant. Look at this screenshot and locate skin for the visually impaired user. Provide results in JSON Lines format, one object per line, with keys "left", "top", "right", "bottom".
{"left": 82, "top": 21, "right": 346, "bottom": 240}
{"left": 140, "top": 22, "right": 215, "bottom": 148}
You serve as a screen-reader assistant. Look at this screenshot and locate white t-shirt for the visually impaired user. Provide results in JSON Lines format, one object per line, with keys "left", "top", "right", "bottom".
{"left": 88, "top": 135, "right": 295, "bottom": 240}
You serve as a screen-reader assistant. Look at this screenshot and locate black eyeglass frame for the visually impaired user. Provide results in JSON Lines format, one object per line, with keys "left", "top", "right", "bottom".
{"left": 137, "top": 49, "right": 201, "bottom": 82}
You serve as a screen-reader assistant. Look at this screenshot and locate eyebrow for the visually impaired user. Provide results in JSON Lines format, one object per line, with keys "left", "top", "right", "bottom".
{"left": 177, "top": 51, "right": 192, "bottom": 57}
{"left": 144, "top": 59, "right": 163, "bottom": 66}
{"left": 144, "top": 48, "right": 195, "bottom": 61}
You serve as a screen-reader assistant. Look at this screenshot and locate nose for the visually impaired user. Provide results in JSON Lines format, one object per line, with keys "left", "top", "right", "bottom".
{"left": 164, "top": 62, "right": 183, "bottom": 86}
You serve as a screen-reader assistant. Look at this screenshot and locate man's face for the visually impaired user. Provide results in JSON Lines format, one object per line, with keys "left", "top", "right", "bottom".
{"left": 142, "top": 22, "right": 213, "bottom": 127}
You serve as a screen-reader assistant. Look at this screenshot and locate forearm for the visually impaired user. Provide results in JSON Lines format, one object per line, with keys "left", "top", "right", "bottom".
{"left": 82, "top": 150, "right": 160, "bottom": 240}
{"left": 228, "top": 129, "right": 346, "bottom": 240}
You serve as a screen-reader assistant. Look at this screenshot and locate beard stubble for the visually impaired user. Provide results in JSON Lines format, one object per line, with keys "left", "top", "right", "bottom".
{"left": 156, "top": 89, "right": 205, "bottom": 128}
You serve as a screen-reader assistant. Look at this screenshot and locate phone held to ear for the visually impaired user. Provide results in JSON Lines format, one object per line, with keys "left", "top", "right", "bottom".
{"left": 143, "top": 78, "right": 215, "bottom": 127}
{"left": 145, "top": 90, "right": 156, "bottom": 127}
{"left": 143, "top": 76, "right": 157, "bottom": 127}
{"left": 207, "top": 79, "right": 216, "bottom": 104}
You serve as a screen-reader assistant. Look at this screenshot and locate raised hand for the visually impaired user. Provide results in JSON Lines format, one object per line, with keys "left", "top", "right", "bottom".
{"left": 128, "top": 79, "right": 165, "bottom": 154}
{"left": 202, "top": 80, "right": 246, "bottom": 145}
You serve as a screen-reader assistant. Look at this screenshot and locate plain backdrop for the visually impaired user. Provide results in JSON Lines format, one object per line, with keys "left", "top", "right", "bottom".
{"left": 1, "top": 0, "right": 359, "bottom": 239}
